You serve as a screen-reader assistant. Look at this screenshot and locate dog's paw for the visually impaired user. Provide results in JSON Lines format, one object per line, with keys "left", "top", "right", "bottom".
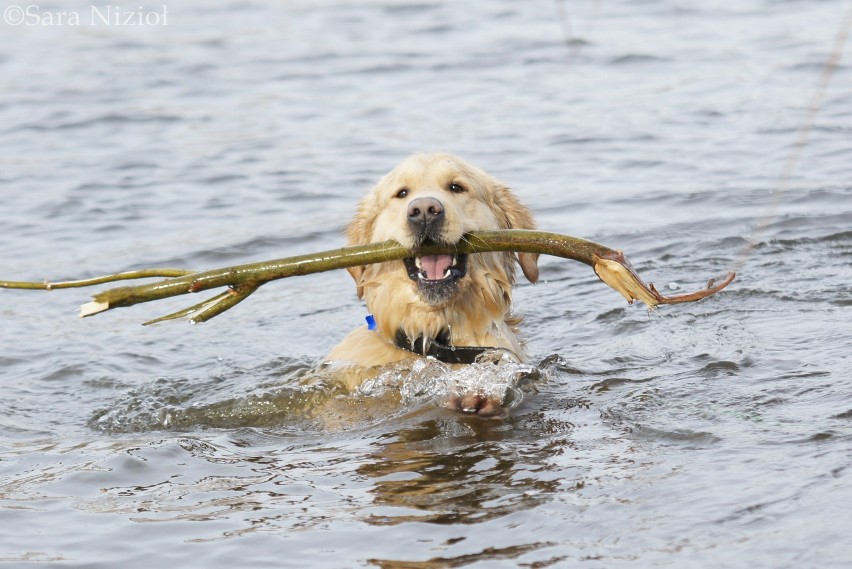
{"left": 446, "top": 393, "right": 506, "bottom": 418}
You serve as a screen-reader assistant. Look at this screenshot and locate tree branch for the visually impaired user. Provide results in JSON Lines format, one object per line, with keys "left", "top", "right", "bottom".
{"left": 1, "top": 230, "right": 734, "bottom": 324}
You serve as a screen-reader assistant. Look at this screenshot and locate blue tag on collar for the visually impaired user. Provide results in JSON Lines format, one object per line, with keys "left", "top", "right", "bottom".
{"left": 365, "top": 314, "right": 377, "bottom": 331}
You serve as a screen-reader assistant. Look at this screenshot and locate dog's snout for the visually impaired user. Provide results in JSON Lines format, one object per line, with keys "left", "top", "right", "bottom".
{"left": 407, "top": 197, "right": 444, "bottom": 232}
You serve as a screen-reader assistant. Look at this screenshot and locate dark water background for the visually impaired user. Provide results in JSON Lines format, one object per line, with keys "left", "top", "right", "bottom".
{"left": 1, "top": 0, "right": 851, "bottom": 567}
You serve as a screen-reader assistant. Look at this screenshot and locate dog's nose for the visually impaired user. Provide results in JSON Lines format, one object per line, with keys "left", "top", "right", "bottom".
{"left": 407, "top": 197, "right": 444, "bottom": 228}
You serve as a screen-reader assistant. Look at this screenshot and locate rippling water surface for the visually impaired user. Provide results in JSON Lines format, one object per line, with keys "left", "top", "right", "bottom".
{"left": 2, "top": 0, "right": 851, "bottom": 567}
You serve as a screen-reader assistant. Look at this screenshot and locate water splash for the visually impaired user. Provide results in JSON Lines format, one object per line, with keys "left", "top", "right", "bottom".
{"left": 358, "top": 354, "right": 541, "bottom": 412}
{"left": 90, "top": 354, "right": 548, "bottom": 433}
{"left": 87, "top": 359, "right": 340, "bottom": 433}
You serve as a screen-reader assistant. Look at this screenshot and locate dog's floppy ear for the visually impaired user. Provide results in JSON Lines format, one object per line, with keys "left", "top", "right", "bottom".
{"left": 491, "top": 182, "right": 539, "bottom": 284}
{"left": 344, "top": 193, "right": 379, "bottom": 299}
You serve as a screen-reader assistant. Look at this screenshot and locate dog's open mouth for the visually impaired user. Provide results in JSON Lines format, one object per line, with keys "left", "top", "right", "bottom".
{"left": 403, "top": 254, "right": 468, "bottom": 284}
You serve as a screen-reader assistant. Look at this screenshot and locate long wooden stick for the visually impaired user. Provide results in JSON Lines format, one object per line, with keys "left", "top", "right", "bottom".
{"left": 1, "top": 230, "right": 734, "bottom": 323}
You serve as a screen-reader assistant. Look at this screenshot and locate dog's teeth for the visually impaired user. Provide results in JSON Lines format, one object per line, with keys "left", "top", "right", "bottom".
{"left": 444, "top": 269, "right": 451, "bottom": 278}
{"left": 415, "top": 258, "right": 422, "bottom": 269}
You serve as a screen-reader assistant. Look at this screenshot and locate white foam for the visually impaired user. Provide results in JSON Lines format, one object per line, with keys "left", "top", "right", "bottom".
{"left": 357, "top": 355, "right": 537, "bottom": 411}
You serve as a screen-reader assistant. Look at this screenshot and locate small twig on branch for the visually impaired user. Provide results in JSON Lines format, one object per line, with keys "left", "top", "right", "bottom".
{"left": 0, "top": 268, "right": 195, "bottom": 291}
{"left": 140, "top": 290, "right": 231, "bottom": 325}
{"left": 141, "top": 282, "right": 262, "bottom": 325}
{"left": 1, "top": 230, "right": 734, "bottom": 324}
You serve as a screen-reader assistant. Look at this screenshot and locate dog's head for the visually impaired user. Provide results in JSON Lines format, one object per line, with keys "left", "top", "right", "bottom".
{"left": 345, "top": 153, "right": 538, "bottom": 351}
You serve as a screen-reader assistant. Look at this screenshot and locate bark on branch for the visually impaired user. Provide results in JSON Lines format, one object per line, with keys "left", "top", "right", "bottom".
{"left": 1, "top": 230, "right": 734, "bottom": 324}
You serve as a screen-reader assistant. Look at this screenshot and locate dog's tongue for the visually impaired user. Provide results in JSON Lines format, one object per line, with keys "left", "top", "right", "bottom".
{"left": 420, "top": 255, "right": 453, "bottom": 280}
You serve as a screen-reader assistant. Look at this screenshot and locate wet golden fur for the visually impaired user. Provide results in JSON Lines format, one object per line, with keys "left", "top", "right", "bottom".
{"left": 325, "top": 153, "right": 538, "bottom": 389}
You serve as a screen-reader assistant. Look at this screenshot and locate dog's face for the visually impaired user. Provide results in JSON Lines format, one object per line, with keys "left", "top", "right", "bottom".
{"left": 345, "top": 153, "right": 538, "bottom": 357}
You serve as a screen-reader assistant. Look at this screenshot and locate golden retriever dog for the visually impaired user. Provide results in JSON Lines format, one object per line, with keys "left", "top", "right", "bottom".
{"left": 325, "top": 153, "right": 538, "bottom": 415}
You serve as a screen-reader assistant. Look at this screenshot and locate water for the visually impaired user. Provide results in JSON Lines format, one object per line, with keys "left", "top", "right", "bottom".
{"left": 1, "top": 0, "right": 851, "bottom": 566}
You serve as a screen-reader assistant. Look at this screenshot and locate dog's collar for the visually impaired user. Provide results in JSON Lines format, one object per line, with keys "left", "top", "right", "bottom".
{"left": 393, "top": 328, "right": 496, "bottom": 365}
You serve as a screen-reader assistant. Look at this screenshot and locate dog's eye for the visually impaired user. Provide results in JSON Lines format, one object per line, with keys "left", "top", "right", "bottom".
{"left": 395, "top": 188, "right": 409, "bottom": 199}
{"left": 449, "top": 183, "right": 466, "bottom": 194}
